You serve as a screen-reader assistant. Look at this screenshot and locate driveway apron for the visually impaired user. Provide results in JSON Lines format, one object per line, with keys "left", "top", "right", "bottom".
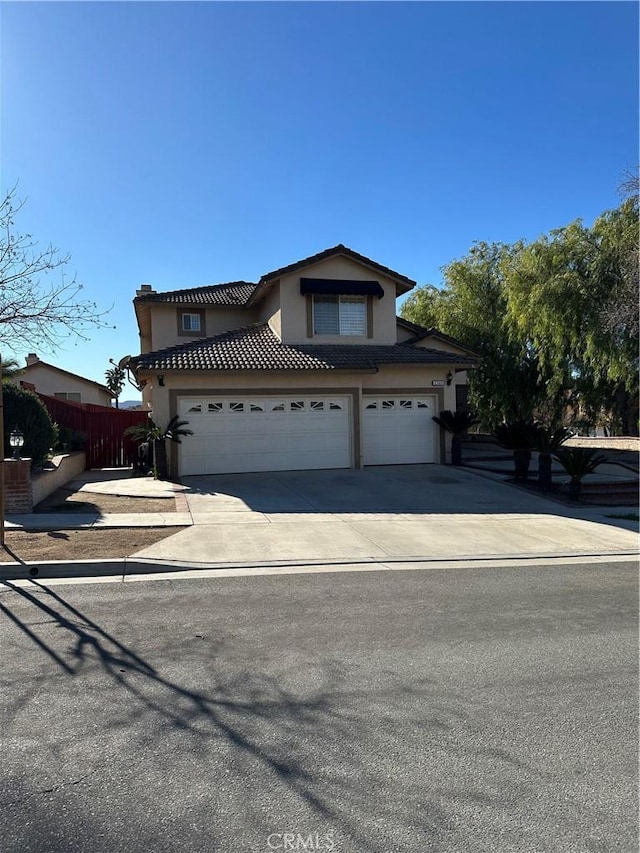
{"left": 131, "top": 467, "right": 640, "bottom": 564}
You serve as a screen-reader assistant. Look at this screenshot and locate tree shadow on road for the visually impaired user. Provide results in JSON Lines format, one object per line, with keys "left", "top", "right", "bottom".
{"left": 1, "top": 578, "right": 535, "bottom": 853}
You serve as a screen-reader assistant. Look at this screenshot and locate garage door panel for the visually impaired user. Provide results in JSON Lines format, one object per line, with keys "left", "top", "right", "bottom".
{"left": 363, "top": 395, "right": 436, "bottom": 466}
{"left": 177, "top": 396, "right": 351, "bottom": 475}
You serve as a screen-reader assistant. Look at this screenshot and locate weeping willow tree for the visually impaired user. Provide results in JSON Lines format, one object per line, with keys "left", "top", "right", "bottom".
{"left": 507, "top": 196, "right": 638, "bottom": 433}
{"left": 402, "top": 241, "right": 559, "bottom": 429}
{"left": 402, "top": 191, "right": 639, "bottom": 434}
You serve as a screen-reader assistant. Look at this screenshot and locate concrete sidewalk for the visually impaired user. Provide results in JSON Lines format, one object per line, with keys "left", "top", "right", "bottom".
{"left": 6, "top": 471, "right": 192, "bottom": 530}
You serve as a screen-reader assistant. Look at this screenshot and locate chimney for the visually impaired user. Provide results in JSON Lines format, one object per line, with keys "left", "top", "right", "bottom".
{"left": 25, "top": 353, "right": 39, "bottom": 366}
{"left": 136, "top": 283, "right": 155, "bottom": 297}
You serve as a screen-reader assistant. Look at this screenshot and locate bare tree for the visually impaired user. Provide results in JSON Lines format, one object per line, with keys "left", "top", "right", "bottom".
{"left": 618, "top": 166, "right": 639, "bottom": 199}
{"left": 0, "top": 185, "right": 112, "bottom": 351}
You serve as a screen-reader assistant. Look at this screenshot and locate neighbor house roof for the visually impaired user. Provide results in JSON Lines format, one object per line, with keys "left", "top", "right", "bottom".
{"left": 396, "top": 317, "right": 480, "bottom": 357}
{"left": 134, "top": 281, "right": 258, "bottom": 307}
{"left": 20, "top": 360, "right": 112, "bottom": 395}
{"left": 132, "top": 324, "right": 476, "bottom": 373}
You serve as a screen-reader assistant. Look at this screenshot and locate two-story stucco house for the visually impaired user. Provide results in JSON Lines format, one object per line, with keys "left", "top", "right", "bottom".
{"left": 129, "top": 244, "right": 477, "bottom": 478}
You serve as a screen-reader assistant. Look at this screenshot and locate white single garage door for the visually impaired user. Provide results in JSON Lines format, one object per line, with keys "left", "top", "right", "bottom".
{"left": 362, "top": 395, "right": 437, "bottom": 465}
{"left": 177, "top": 396, "right": 352, "bottom": 476}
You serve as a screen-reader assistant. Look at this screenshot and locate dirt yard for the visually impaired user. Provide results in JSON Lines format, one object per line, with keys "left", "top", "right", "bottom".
{"left": 0, "top": 528, "right": 181, "bottom": 563}
{"left": 34, "top": 487, "right": 178, "bottom": 515}
{"left": 1, "top": 478, "right": 186, "bottom": 564}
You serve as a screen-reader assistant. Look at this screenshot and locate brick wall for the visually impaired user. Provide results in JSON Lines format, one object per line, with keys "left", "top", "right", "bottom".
{"left": 4, "top": 459, "right": 33, "bottom": 513}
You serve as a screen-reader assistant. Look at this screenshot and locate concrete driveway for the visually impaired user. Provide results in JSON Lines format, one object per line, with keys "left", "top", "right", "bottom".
{"left": 132, "top": 466, "right": 639, "bottom": 565}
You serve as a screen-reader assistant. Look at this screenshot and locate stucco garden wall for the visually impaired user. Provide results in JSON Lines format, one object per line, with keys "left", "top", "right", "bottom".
{"left": 31, "top": 452, "right": 86, "bottom": 507}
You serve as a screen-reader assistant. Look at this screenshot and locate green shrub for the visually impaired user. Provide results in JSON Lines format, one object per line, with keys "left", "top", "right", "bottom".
{"left": 554, "top": 447, "right": 607, "bottom": 498}
{"left": 432, "top": 410, "right": 479, "bottom": 466}
{"left": 3, "top": 384, "right": 56, "bottom": 465}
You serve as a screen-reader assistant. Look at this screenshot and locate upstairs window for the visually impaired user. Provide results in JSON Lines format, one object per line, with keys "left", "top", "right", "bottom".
{"left": 313, "top": 295, "right": 366, "bottom": 336}
{"left": 178, "top": 309, "right": 205, "bottom": 336}
{"left": 182, "top": 313, "right": 200, "bottom": 332}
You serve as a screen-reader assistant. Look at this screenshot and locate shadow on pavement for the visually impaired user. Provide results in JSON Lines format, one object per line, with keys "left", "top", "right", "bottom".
{"left": 0, "top": 577, "right": 534, "bottom": 853}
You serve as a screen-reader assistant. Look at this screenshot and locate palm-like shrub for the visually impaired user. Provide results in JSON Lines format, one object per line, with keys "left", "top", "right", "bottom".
{"left": 553, "top": 447, "right": 607, "bottom": 499}
{"left": 432, "top": 410, "right": 479, "bottom": 465}
{"left": 125, "top": 416, "right": 193, "bottom": 479}
{"left": 1, "top": 358, "right": 23, "bottom": 381}
{"left": 492, "top": 420, "right": 535, "bottom": 482}
{"left": 529, "top": 424, "right": 573, "bottom": 490}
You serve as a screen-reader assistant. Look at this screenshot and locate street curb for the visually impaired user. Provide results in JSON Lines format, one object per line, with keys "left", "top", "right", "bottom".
{"left": 1, "top": 550, "right": 638, "bottom": 582}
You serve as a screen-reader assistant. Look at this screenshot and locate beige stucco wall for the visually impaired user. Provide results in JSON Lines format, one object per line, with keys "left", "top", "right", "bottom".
{"left": 31, "top": 452, "right": 86, "bottom": 506}
{"left": 143, "top": 255, "right": 409, "bottom": 353}
{"left": 139, "top": 366, "right": 464, "bottom": 421}
{"left": 13, "top": 365, "right": 112, "bottom": 406}
{"left": 277, "top": 256, "right": 400, "bottom": 345}
{"left": 395, "top": 324, "right": 416, "bottom": 343}
{"left": 149, "top": 304, "right": 259, "bottom": 350}
{"left": 258, "top": 285, "right": 282, "bottom": 338}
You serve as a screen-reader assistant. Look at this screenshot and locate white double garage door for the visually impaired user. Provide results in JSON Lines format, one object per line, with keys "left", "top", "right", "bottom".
{"left": 178, "top": 394, "right": 438, "bottom": 476}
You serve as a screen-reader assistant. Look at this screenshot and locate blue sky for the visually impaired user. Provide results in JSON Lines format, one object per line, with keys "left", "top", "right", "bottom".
{"left": 1, "top": 1, "right": 637, "bottom": 392}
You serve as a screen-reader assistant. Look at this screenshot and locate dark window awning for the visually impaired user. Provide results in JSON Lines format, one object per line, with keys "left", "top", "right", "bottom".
{"left": 300, "top": 278, "right": 384, "bottom": 298}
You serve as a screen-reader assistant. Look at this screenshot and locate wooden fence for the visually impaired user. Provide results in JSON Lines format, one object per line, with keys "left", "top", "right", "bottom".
{"left": 37, "top": 394, "right": 148, "bottom": 469}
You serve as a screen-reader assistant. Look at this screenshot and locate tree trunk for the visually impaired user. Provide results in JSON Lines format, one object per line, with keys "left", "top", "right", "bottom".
{"left": 567, "top": 477, "right": 581, "bottom": 500}
{"left": 538, "top": 452, "right": 552, "bottom": 490}
{"left": 153, "top": 438, "right": 168, "bottom": 479}
{"left": 451, "top": 435, "right": 462, "bottom": 466}
{"left": 513, "top": 449, "right": 531, "bottom": 482}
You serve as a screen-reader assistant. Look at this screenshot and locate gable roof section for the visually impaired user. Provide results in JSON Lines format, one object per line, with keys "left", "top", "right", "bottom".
{"left": 396, "top": 317, "right": 479, "bottom": 357}
{"left": 133, "top": 246, "right": 416, "bottom": 323}
{"left": 249, "top": 244, "right": 416, "bottom": 304}
{"left": 21, "top": 360, "right": 112, "bottom": 395}
{"left": 131, "top": 324, "right": 476, "bottom": 373}
{"left": 134, "top": 281, "right": 258, "bottom": 307}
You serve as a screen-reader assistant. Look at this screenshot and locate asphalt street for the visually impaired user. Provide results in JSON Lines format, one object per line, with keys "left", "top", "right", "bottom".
{"left": 0, "top": 560, "right": 637, "bottom": 853}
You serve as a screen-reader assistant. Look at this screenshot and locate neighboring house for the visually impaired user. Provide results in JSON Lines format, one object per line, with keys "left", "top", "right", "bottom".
{"left": 129, "top": 244, "right": 477, "bottom": 477}
{"left": 12, "top": 353, "right": 113, "bottom": 407}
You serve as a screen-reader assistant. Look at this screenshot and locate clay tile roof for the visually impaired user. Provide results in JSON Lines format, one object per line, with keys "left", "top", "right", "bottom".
{"left": 134, "top": 281, "right": 258, "bottom": 307}
{"left": 131, "top": 324, "right": 477, "bottom": 373}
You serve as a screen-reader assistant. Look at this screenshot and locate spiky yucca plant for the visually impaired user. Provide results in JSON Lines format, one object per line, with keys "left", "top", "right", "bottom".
{"left": 492, "top": 420, "right": 535, "bottom": 482}
{"left": 529, "top": 424, "right": 574, "bottom": 490}
{"left": 125, "top": 416, "right": 193, "bottom": 479}
{"left": 553, "top": 447, "right": 606, "bottom": 499}
{"left": 432, "top": 410, "right": 479, "bottom": 465}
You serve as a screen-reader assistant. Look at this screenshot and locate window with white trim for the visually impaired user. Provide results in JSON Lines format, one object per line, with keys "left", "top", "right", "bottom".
{"left": 181, "top": 312, "right": 201, "bottom": 332}
{"left": 313, "top": 295, "right": 366, "bottom": 336}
